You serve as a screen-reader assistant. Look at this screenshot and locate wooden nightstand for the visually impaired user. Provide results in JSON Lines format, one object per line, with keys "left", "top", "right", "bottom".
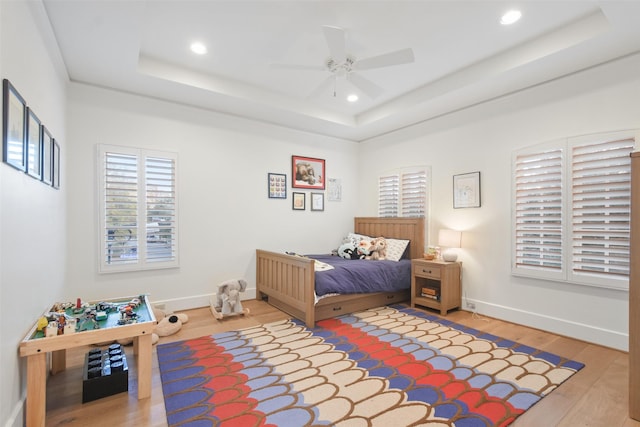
{"left": 411, "top": 259, "right": 461, "bottom": 316}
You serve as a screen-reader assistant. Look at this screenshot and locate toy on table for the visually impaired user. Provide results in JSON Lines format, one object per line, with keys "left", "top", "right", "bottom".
{"left": 43, "top": 312, "right": 77, "bottom": 336}
{"left": 78, "top": 308, "right": 100, "bottom": 331}
{"left": 37, "top": 296, "right": 151, "bottom": 338}
{"left": 36, "top": 316, "right": 49, "bottom": 332}
{"left": 210, "top": 279, "right": 250, "bottom": 320}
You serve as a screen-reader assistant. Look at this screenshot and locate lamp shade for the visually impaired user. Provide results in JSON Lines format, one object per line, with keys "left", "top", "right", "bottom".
{"left": 438, "top": 229, "right": 461, "bottom": 249}
{"left": 438, "top": 229, "right": 461, "bottom": 262}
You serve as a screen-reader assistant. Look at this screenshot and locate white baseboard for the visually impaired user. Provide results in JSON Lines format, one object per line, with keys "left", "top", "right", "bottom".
{"left": 4, "top": 396, "right": 24, "bottom": 427}
{"left": 151, "top": 286, "right": 257, "bottom": 313}
{"left": 467, "top": 298, "right": 628, "bottom": 351}
{"left": 151, "top": 291, "right": 628, "bottom": 350}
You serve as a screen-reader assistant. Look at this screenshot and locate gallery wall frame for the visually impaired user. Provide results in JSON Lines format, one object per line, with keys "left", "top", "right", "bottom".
{"left": 327, "top": 178, "right": 342, "bottom": 202}
{"left": 42, "top": 126, "right": 53, "bottom": 185}
{"left": 292, "top": 192, "right": 306, "bottom": 210}
{"left": 3, "top": 79, "right": 27, "bottom": 171}
{"left": 292, "top": 155, "right": 325, "bottom": 189}
{"left": 26, "top": 107, "right": 42, "bottom": 179}
{"left": 453, "top": 171, "right": 481, "bottom": 208}
{"left": 52, "top": 140, "right": 60, "bottom": 189}
{"left": 268, "top": 172, "right": 286, "bottom": 199}
{"left": 311, "top": 192, "right": 324, "bottom": 211}
{"left": 2, "top": 78, "right": 60, "bottom": 189}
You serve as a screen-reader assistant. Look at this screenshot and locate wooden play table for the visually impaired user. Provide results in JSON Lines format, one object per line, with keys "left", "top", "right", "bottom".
{"left": 19, "top": 295, "right": 157, "bottom": 427}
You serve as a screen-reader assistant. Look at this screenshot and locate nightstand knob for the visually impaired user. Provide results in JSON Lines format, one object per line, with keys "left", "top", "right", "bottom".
{"left": 422, "top": 269, "right": 431, "bottom": 274}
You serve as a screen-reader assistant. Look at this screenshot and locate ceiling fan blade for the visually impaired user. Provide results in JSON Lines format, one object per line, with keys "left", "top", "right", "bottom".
{"left": 354, "top": 48, "right": 415, "bottom": 70}
{"left": 308, "top": 75, "right": 336, "bottom": 99}
{"left": 270, "top": 63, "right": 326, "bottom": 71}
{"left": 322, "top": 25, "right": 346, "bottom": 63}
{"left": 348, "top": 72, "right": 384, "bottom": 99}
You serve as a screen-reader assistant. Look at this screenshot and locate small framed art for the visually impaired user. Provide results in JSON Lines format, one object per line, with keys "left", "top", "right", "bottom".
{"left": 327, "top": 178, "right": 342, "bottom": 202}
{"left": 41, "top": 126, "right": 53, "bottom": 185}
{"left": 292, "top": 155, "right": 325, "bottom": 189}
{"left": 292, "top": 192, "right": 305, "bottom": 210}
{"left": 268, "top": 173, "right": 286, "bottom": 199}
{"left": 311, "top": 192, "right": 324, "bottom": 211}
{"left": 26, "top": 108, "right": 42, "bottom": 179}
{"left": 453, "top": 171, "right": 481, "bottom": 208}
{"left": 52, "top": 140, "right": 60, "bottom": 189}
{"left": 2, "top": 79, "right": 27, "bottom": 171}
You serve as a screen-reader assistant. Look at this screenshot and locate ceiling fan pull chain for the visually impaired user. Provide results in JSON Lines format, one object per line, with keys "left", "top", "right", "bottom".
{"left": 333, "top": 75, "right": 337, "bottom": 97}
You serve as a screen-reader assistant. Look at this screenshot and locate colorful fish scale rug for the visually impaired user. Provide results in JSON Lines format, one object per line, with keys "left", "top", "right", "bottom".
{"left": 157, "top": 305, "right": 584, "bottom": 427}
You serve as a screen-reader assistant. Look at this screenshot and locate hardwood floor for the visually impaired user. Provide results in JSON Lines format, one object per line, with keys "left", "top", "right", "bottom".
{"left": 43, "top": 300, "right": 639, "bottom": 427}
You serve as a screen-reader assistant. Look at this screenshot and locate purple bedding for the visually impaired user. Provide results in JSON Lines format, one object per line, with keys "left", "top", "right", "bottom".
{"left": 308, "top": 254, "right": 412, "bottom": 297}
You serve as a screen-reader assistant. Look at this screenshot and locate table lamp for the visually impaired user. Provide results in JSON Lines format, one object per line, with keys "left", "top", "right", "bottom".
{"left": 438, "top": 229, "right": 461, "bottom": 262}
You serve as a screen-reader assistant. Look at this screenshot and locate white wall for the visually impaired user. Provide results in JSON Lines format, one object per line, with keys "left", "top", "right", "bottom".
{"left": 358, "top": 52, "right": 640, "bottom": 351}
{"left": 2, "top": 4, "right": 638, "bottom": 425}
{"left": 0, "top": 2, "right": 68, "bottom": 426}
{"left": 65, "top": 83, "right": 360, "bottom": 310}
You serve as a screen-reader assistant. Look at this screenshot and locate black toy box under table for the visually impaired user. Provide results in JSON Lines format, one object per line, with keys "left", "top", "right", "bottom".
{"left": 82, "top": 344, "right": 129, "bottom": 403}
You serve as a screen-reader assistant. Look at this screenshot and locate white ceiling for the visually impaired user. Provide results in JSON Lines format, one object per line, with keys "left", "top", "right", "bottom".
{"left": 42, "top": 0, "right": 640, "bottom": 141}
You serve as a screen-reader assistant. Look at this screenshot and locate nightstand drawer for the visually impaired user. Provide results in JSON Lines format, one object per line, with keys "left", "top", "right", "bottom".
{"left": 414, "top": 265, "right": 441, "bottom": 279}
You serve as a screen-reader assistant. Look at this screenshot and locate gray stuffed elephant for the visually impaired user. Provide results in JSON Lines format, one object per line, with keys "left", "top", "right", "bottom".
{"left": 215, "top": 279, "right": 248, "bottom": 315}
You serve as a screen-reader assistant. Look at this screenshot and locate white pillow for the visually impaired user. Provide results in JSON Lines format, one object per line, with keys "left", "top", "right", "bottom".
{"left": 346, "top": 232, "right": 372, "bottom": 245}
{"left": 384, "top": 238, "right": 410, "bottom": 261}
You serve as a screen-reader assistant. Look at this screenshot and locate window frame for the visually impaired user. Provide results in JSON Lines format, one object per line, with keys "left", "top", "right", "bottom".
{"left": 512, "top": 130, "right": 635, "bottom": 290}
{"left": 97, "top": 144, "right": 179, "bottom": 273}
{"left": 378, "top": 166, "right": 430, "bottom": 218}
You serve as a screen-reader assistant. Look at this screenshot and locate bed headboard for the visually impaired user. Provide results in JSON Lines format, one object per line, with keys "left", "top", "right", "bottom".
{"left": 354, "top": 217, "right": 425, "bottom": 260}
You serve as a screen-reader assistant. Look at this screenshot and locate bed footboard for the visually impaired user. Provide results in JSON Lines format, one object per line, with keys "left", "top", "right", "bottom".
{"left": 256, "top": 249, "right": 316, "bottom": 327}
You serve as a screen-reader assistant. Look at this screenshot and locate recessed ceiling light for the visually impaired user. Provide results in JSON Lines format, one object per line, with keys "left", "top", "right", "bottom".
{"left": 500, "top": 10, "right": 522, "bottom": 25}
{"left": 190, "top": 42, "right": 207, "bottom": 55}
{"left": 347, "top": 94, "right": 358, "bottom": 102}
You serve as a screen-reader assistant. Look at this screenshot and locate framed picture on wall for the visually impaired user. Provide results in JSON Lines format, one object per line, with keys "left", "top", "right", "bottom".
{"left": 2, "top": 79, "right": 27, "bottom": 171}
{"left": 52, "top": 140, "right": 60, "bottom": 189}
{"left": 292, "top": 155, "right": 325, "bottom": 189}
{"left": 453, "top": 171, "right": 481, "bottom": 208}
{"left": 41, "top": 126, "right": 53, "bottom": 185}
{"left": 292, "top": 192, "right": 305, "bottom": 210}
{"left": 311, "top": 192, "right": 324, "bottom": 211}
{"left": 26, "top": 108, "right": 42, "bottom": 179}
{"left": 268, "top": 173, "right": 286, "bottom": 199}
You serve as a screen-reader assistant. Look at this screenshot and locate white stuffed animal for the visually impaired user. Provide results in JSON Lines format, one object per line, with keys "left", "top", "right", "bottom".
{"left": 215, "top": 279, "right": 248, "bottom": 316}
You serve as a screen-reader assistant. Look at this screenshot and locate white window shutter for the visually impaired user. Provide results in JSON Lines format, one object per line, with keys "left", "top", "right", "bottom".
{"left": 513, "top": 131, "right": 635, "bottom": 290}
{"left": 99, "top": 145, "right": 178, "bottom": 273}
{"left": 571, "top": 137, "right": 634, "bottom": 281}
{"left": 401, "top": 170, "right": 427, "bottom": 217}
{"left": 145, "top": 155, "right": 177, "bottom": 263}
{"left": 104, "top": 152, "right": 139, "bottom": 266}
{"left": 514, "top": 148, "right": 564, "bottom": 275}
{"left": 378, "top": 174, "right": 400, "bottom": 217}
{"left": 378, "top": 168, "right": 429, "bottom": 218}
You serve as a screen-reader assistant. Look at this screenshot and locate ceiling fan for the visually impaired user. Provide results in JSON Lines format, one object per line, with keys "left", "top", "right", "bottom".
{"left": 273, "top": 25, "right": 415, "bottom": 99}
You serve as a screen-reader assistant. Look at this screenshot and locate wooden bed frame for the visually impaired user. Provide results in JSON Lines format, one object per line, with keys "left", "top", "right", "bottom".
{"left": 256, "top": 217, "right": 425, "bottom": 327}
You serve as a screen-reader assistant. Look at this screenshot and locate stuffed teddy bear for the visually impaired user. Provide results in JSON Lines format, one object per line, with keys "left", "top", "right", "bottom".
{"left": 215, "top": 279, "right": 248, "bottom": 316}
{"left": 366, "top": 237, "right": 388, "bottom": 260}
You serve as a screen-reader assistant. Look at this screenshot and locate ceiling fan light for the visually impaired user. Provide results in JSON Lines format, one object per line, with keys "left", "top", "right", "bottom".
{"left": 190, "top": 42, "right": 207, "bottom": 55}
{"left": 347, "top": 94, "right": 358, "bottom": 102}
{"left": 500, "top": 10, "right": 522, "bottom": 25}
